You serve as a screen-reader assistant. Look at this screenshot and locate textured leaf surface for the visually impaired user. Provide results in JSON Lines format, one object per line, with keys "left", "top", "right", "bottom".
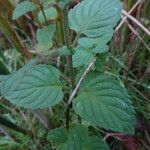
{"left": 47, "top": 127, "right": 68, "bottom": 144}
{"left": 48, "top": 124, "right": 109, "bottom": 150}
{"left": 1, "top": 61, "right": 63, "bottom": 109}
{"left": 73, "top": 73, "right": 135, "bottom": 134}
{"left": 73, "top": 46, "right": 94, "bottom": 68}
{"left": 57, "top": 46, "right": 71, "bottom": 56}
{"left": 12, "top": 1, "right": 36, "bottom": 20}
{"left": 86, "top": 136, "right": 109, "bottom": 150}
{"left": 0, "top": 75, "right": 8, "bottom": 95}
{"left": 36, "top": 25, "right": 55, "bottom": 51}
{"left": 68, "top": 0, "right": 122, "bottom": 37}
{"left": 94, "top": 54, "right": 108, "bottom": 72}
{"left": 78, "top": 37, "right": 109, "bottom": 54}
{"left": 72, "top": 33, "right": 111, "bottom": 68}
{"left": 58, "top": 0, "right": 72, "bottom": 9}
{"left": 1, "top": 60, "right": 37, "bottom": 96}
{"left": 78, "top": 31, "right": 113, "bottom": 48}
{"left": 38, "top": 7, "right": 57, "bottom": 23}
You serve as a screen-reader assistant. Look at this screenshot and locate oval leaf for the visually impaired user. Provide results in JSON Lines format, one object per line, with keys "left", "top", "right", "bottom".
{"left": 68, "top": 0, "right": 122, "bottom": 37}
{"left": 48, "top": 124, "right": 109, "bottom": 150}
{"left": 86, "top": 136, "right": 109, "bottom": 150}
{"left": 12, "top": 1, "right": 36, "bottom": 20}
{"left": 73, "top": 73, "right": 135, "bottom": 134}
{"left": 47, "top": 127, "right": 68, "bottom": 144}
{"left": 1, "top": 62, "right": 63, "bottom": 109}
{"left": 73, "top": 46, "right": 94, "bottom": 68}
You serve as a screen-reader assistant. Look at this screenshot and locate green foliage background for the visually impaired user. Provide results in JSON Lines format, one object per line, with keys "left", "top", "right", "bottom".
{"left": 0, "top": 0, "right": 149, "bottom": 149}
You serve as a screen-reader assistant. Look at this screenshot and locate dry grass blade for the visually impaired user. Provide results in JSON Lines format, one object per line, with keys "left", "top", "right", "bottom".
{"left": 122, "top": 10, "right": 150, "bottom": 36}
{"left": 115, "top": 0, "right": 143, "bottom": 32}
{"left": 124, "top": 19, "right": 150, "bottom": 53}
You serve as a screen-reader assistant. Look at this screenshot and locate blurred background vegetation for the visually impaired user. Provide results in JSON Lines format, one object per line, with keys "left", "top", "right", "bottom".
{"left": 0, "top": 0, "right": 150, "bottom": 149}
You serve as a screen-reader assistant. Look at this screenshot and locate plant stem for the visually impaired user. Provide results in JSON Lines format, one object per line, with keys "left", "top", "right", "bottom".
{"left": 37, "top": 0, "right": 49, "bottom": 26}
{"left": 66, "top": 106, "right": 71, "bottom": 130}
{"left": 67, "top": 57, "right": 97, "bottom": 105}
{"left": 63, "top": 6, "right": 75, "bottom": 129}
{"left": 63, "top": 7, "right": 75, "bottom": 88}
{"left": 55, "top": 6, "right": 64, "bottom": 45}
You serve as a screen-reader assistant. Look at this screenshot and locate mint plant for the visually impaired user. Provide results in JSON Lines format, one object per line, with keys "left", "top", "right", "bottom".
{"left": 0, "top": 0, "right": 135, "bottom": 149}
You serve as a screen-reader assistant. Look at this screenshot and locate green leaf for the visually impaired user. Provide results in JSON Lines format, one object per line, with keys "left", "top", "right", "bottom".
{"left": 58, "top": 0, "right": 73, "bottom": 9}
{"left": 78, "top": 31, "right": 113, "bottom": 48}
{"left": 38, "top": 7, "right": 57, "bottom": 23}
{"left": 47, "top": 127, "right": 68, "bottom": 144}
{"left": 73, "top": 72, "right": 135, "bottom": 134}
{"left": 77, "top": 34, "right": 111, "bottom": 54}
{"left": 40, "top": 0, "right": 54, "bottom": 7}
{"left": 12, "top": 1, "right": 36, "bottom": 20}
{"left": 1, "top": 60, "right": 63, "bottom": 109}
{"left": 0, "top": 75, "right": 9, "bottom": 95}
{"left": 72, "top": 47, "right": 94, "bottom": 68}
{"left": 94, "top": 54, "right": 108, "bottom": 72}
{"left": 85, "top": 136, "right": 109, "bottom": 150}
{"left": 77, "top": 39, "right": 109, "bottom": 54}
{"left": 92, "top": 44, "right": 109, "bottom": 54}
{"left": 1, "top": 59, "right": 37, "bottom": 96}
{"left": 49, "top": 124, "right": 88, "bottom": 150}
{"left": 72, "top": 34, "right": 111, "bottom": 68}
{"left": 57, "top": 46, "right": 71, "bottom": 56}
{"left": 48, "top": 124, "right": 109, "bottom": 150}
{"left": 68, "top": 0, "right": 122, "bottom": 37}
{"left": 36, "top": 25, "right": 55, "bottom": 51}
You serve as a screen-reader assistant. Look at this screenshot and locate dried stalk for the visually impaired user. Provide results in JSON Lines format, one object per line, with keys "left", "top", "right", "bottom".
{"left": 124, "top": 19, "right": 150, "bottom": 53}
{"left": 67, "top": 57, "right": 97, "bottom": 105}
{"left": 115, "top": 0, "right": 143, "bottom": 32}
{"left": 122, "top": 9, "right": 150, "bottom": 36}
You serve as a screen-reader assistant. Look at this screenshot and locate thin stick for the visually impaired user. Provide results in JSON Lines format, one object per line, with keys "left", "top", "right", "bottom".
{"left": 124, "top": 19, "right": 150, "bottom": 53}
{"left": 122, "top": 10, "right": 150, "bottom": 36}
{"left": 67, "top": 57, "right": 97, "bottom": 105}
{"left": 115, "top": 0, "right": 143, "bottom": 32}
